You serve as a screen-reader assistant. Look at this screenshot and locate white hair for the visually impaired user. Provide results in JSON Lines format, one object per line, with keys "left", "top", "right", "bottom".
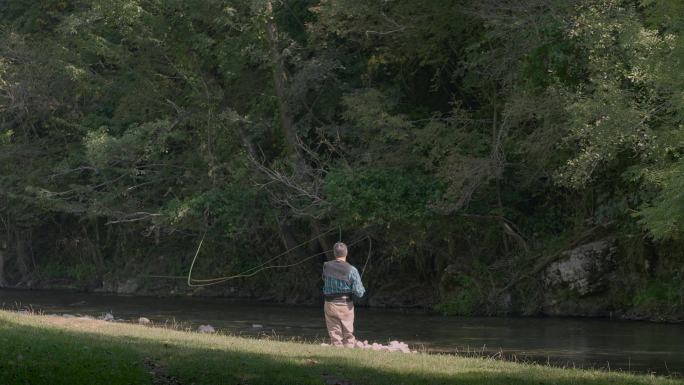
{"left": 333, "top": 242, "right": 348, "bottom": 257}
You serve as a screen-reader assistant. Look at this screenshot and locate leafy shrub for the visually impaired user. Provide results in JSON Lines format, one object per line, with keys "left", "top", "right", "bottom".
{"left": 435, "top": 274, "right": 482, "bottom": 316}
{"left": 633, "top": 277, "right": 684, "bottom": 315}
{"left": 38, "top": 260, "right": 97, "bottom": 282}
{"left": 325, "top": 166, "right": 440, "bottom": 226}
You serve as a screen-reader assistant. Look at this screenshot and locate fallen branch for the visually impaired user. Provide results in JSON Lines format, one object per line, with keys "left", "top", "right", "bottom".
{"left": 495, "top": 221, "right": 615, "bottom": 295}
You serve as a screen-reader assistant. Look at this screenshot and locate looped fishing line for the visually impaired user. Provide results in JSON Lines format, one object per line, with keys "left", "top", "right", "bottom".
{"left": 142, "top": 227, "right": 372, "bottom": 287}
{"left": 360, "top": 236, "right": 372, "bottom": 277}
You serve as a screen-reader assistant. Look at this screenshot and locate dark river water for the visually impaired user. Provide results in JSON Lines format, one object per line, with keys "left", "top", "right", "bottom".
{"left": 1, "top": 289, "right": 682, "bottom": 375}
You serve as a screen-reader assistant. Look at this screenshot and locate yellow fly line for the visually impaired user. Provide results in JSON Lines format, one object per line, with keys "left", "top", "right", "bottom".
{"left": 145, "top": 227, "right": 372, "bottom": 287}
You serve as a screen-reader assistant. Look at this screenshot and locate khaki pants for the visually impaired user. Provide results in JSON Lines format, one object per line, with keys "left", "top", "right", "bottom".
{"left": 324, "top": 300, "right": 355, "bottom": 347}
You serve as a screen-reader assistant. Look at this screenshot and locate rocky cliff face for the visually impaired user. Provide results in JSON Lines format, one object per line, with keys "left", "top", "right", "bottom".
{"left": 542, "top": 238, "right": 617, "bottom": 317}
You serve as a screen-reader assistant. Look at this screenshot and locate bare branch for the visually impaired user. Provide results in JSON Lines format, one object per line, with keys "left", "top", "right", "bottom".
{"left": 105, "top": 212, "right": 161, "bottom": 225}
{"left": 246, "top": 142, "right": 329, "bottom": 218}
{"left": 365, "top": 11, "right": 408, "bottom": 36}
{"left": 48, "top": 165, "right": 97, "bottom": 179}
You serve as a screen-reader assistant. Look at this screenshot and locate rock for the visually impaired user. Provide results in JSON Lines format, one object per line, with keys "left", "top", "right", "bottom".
{"left": 138, "top": 317, "right": 151, "bottom": 325}
{"left": 542, "top": 296, "right": 613, "bottom": 317}
{"left": 100, "top": 278, "right": 140, "bottom": 294}
{"left": 542, "top": 238, "right": 617, "bottom": 317}
{"left": 101, "top": 312, "right": 115, "bottom": 321}
{"left": 99, "top": 278, "right": 117, "bottom": 293}
{"left": 117, "top": 279, "right": 139, "bottom": 295}
{"left": 251, "top": 324, "right": 263, "bottom": 328}
{"left": 543, "top": 238, "right": 616, "bottom": 296}
{"left": 494, "top": 291, "right": 513, "bottom": 314}
{"left": 197, "top": 324, "right": 215, "bottom": 334}
{"left": 17, "top": 310, "right": 30, "bottom": 316}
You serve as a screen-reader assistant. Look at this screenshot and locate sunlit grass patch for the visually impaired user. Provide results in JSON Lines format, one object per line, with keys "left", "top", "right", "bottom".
{"left": 0, "top": 310, "right": 681, "bottom": 385}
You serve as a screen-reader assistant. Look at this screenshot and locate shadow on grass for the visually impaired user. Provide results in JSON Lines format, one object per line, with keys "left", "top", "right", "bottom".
{"left": 0, "top": 315, "right": 675, "bottom": 385}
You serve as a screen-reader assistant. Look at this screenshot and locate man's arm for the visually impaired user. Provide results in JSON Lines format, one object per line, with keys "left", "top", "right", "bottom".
{"left": 349, "top": 267, "right": 365, "bottom": 298}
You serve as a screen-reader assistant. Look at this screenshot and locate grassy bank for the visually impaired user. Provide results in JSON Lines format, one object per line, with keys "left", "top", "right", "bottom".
{"left": 0, "top": 310, "right": 680, "bottom": 385}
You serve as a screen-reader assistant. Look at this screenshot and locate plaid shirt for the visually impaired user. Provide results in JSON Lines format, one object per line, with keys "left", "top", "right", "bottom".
{"left": 322, "top": 264, "right": 365, "bottom": 298}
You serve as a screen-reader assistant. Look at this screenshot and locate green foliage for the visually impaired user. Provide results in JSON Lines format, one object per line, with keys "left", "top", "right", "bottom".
{"left": 1, "top": 0, "right": 684, "bottom": 320}
{"left": 633, "top": 277, "right": 684, "bottom": 315}
{"left": 325, "top": 166, "right": 438, "bottom": 226}
{"left": 555, "top": 1, "right": 674, "bottom": 189}
{"left": 637, "top": 160, "right": 684, "bottom": 239}
{"left": 436, "top": 274, "right": 482, "bottom": 316}
{"left": 38, "top": 260, "right": 97, "bottom": 282}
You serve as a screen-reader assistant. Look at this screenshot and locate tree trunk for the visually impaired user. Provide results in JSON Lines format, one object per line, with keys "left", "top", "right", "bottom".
{"left": 0, "top": 245, "right": 7, "bottom": 287}
{"left": 15, "top": 234, "right": 30, "bottom": 286}
{"left": 87, "top": 222, "right": 105, "bottom": 274}
{"left": 278, "top": 221, "right": 309, "bottom": 261}
{"left": 311, "top": 220, "right": 332, "bottom": 259}
{"left": 264, "top": 1, "right": 330, "bottom": 255}
{"left": 264, "top": 1, "right": 302, "bottom": 164}
{"left": 0, "top": 213, "right": 9, "bottom": 287}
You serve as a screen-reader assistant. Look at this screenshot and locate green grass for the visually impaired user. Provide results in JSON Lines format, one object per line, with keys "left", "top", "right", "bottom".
{"left": 0, "top": 310, "right": 681, "bottom": 385}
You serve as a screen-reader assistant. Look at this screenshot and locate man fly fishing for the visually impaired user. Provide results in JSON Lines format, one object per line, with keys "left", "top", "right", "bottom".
{"left": 322, "top": 242, "right": 365, "bottom": 347}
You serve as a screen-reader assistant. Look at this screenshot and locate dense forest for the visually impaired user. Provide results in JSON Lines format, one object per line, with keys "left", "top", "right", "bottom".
{"left": 1, "top": 0, "right": 683, "bottom": 320}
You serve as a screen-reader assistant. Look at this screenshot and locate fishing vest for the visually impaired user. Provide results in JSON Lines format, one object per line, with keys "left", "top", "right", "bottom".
{"left": 323, "top": 260, "right": 352, "bottom": 284}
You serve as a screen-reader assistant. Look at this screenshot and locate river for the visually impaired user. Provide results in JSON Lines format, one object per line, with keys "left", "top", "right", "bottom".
{"left": 1, "top": 289, "right": 682, "bottom": 375}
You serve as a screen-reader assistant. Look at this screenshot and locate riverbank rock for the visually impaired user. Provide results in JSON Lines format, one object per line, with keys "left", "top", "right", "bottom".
{"left": 542, "top": 238, "right": 617, "bottom": 316}
{"left": 544, "top": 238, "right": 616, "bottom": 296}
{"left": 101, "top": 312, "right": 115, "bottom": 321}
{"left": 117, "top": 279, "right": 139, "bottom": 295}
{"left": 138, "top": 317, "right": 151, "bottom": 325}
{"left": 197, "top": 324, "right": 215, "bottom": 333}
{"left": 98, "top": 278, "right": 140, "bottom": 295}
